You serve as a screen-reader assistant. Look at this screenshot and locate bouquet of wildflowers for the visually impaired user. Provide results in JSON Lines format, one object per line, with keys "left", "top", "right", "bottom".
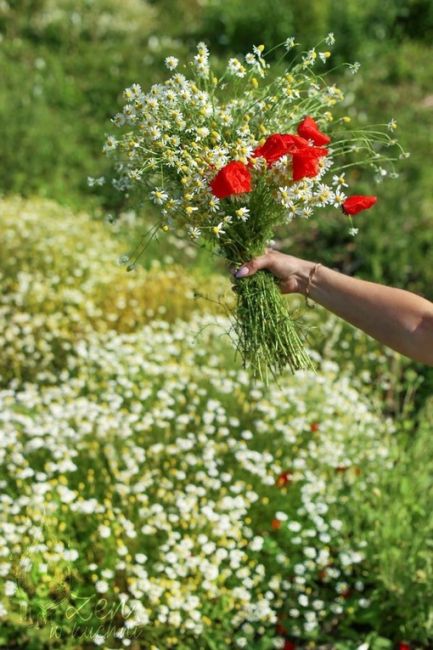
{"left": 102, "top": 35, "right": 404, "bottom": 381}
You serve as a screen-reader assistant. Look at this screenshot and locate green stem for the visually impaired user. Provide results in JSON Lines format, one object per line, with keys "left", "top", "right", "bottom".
{"left": 232, "top": 270, "right": 314, "bottom": 382}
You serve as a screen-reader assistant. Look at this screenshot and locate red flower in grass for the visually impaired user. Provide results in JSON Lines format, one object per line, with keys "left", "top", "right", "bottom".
{"left": 297, "top": 115, "right": 331, "bottom": 146}
{"left": 276, "top": 470, "right": 293, "bottom": 488}
{"left": 399, "top": 643, "right": 411, "bottom": 650}
{"left": 318, "top": 568, "right": 328, "bottom": 581}
{"left": 283, "top": 641, "right": 296, "bottom": 650}
{"left": 292, "top": 146, "right": 328, "bottom": 181}
{"left": 271, "top": 518, "right": 282, "bottom": 530}
{"left": 275, "top": 622, "right": 287, "bottom": 636}
{"left": 253, "top": 133, "right": 309, "bottom": 167}
{"left": 342, "top": 195, "right": 377, "bottom": 215}
{"left": 310, "top": 422, "right": 320, "bottom": 433}
{"left": 210, "top": 161, "right": 252, "bottom": 199}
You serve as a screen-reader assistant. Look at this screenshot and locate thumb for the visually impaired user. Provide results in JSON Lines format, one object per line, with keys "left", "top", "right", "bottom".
{"left": 234, "top": 252, "right": 273, "bottom": 278}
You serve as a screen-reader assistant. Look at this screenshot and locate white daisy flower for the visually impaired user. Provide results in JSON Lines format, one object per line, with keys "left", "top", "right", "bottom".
{"left": 165, "top": 56, "right": 179, "bottom": 71}
{"left": 95, "top": 580, "right": 109, "bottom": 594}
{"left": 150, "top": 189, "right": 169, "bottom": 205}
{"left": 212, "top": 222, "right": 226, "bottom": 238}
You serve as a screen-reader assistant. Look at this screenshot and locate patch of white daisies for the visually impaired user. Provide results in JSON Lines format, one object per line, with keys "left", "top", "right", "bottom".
{"left": 0, "top": 311, "right": 394, "bottom": 648}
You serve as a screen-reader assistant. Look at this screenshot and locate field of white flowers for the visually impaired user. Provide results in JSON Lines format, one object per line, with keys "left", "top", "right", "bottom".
{"left": 1, "top": 197, "right": 432, "bottom": 649}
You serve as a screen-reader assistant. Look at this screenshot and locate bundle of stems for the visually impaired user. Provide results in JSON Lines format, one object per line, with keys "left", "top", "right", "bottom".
{"left": 232, "top": 269, "right": 314, "bottom": 382}
{"left": 219, "top": 182, "right": 314, "bottom": 382}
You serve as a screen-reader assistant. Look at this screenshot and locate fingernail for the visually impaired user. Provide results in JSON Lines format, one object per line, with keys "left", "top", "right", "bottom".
{"left": 235, "top": 266, "right": 249, "bottom": 278}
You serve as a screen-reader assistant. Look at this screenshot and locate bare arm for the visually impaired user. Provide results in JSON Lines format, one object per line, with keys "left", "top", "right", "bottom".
{"left": 234, "top": 250, "right": 433, "bottom": 365}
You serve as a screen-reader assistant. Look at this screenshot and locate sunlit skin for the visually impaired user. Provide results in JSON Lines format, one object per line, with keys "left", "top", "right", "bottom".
{"left": 234, "top": 250, "right": 433, "bottom": 365}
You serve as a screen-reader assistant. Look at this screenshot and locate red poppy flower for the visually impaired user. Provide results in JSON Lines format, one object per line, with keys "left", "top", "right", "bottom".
{"left": 275, "top": 622, "right": 287, "bottom": 636}
{"left": 292, "top": 146, "right": 328, "bottom": 181}
{"left": 283, "top": 642, "right": 296, "bottom": 650}
{"left": 253, "top": 133, "right": 309, "bottom": 167}
{"left": 399, "top": 643, "right": 410, "bottom": 650}
{"left": 342, "top": 195, "right": 377, "bottom": 215}
{"left": 210, "top": 161, "right": 252, "bottom": 199}
{"left": 276, "top": 471, "right": 293, "bottom": 488}
{"left": 271, "top": 518, "right": 282, "bottom": 530}
{"left": 318, "top": 568, "right": 328, "bottom": 581}
{"left": 297, "top": 116, "right": 331, "bottom": 146}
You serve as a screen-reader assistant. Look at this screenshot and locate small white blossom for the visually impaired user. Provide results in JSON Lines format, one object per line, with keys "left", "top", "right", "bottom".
{"left": 212, "top": 222, "right": 226, "bottom": 238}
{"left": 149, "top": 125, "right": 161, "bottom": 140}
{"left": 187, "top": 226, "right": 201, "bottom": 240}
{"left": 195, "top": 126, "right": 210, "bottom": 140}
{"left": 4, "top": 581, "right": 17, "bottom": 597}
{"left": 64, "top": 549, "right": 79, "bottom": 562}
{"left": 98, "top": 525, "right": 111, "bottom": 538}
{"left": 228, "top": 58, "right": 247, "bottom": 78}
{"left": 319, "top": 51, "right": 331, "bottom": 64}
{"left": 87, "top": 176, "right": 105, "bottom": 188}
{"left": 298, "top": 594, "right": 309, "bottom": 607}
{"left": 150, "top": 189, "right": 169, "bottom": 205}
{"left": 302, "top": 49, "right": 317, "bottom": 68}
{"left": 103, "top": 135, "right": 118, "bottom": 153}
{"left": 165, "top": 56, "right": 179, "bottom": 71}
{"left": 235, "top": 207, "right": 250, "bottom": 222}
{"left": 332, "top": 173, "right": 348, "bottom": 187}
{"left": 95, "top": 580, "right": 109, "bottom": 594}
{"left": 193, "top": 42, "right": 210, "bottom": 78}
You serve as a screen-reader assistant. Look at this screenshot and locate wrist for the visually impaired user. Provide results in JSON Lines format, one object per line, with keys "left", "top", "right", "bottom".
{"left": 295, "top": 260, "right": 316, "bottom": 295}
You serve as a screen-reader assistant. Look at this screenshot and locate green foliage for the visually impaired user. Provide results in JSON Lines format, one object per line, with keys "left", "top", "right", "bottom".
{"left": 0, "top": 195, "right": 432, "bottom": 646}
{"left": 0, "top": 0, "right": 157, "bottom": 43}
{"left": 0, "top": 0, "right": 175, "bottom": 206}
{"left": 0, "top": 259, "right": 398, "bottom": 647}
{"left": 183, "top": 0, "right": 433, "bottom": 58}
{"left": 0, "top": 196, "right": 225, "bottom": 385}
{"left": 347, "top": 403, "right": 433, "bottom": 642}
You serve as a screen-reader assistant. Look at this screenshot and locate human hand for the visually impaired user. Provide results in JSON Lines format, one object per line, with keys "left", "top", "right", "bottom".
{"left": 232, "top": 249, "right": 315, "bottom": 295}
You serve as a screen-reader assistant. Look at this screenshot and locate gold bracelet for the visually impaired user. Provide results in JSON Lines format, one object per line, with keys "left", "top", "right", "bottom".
{"left": 304, "top": 262, "right": 321, "bottom": 308}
